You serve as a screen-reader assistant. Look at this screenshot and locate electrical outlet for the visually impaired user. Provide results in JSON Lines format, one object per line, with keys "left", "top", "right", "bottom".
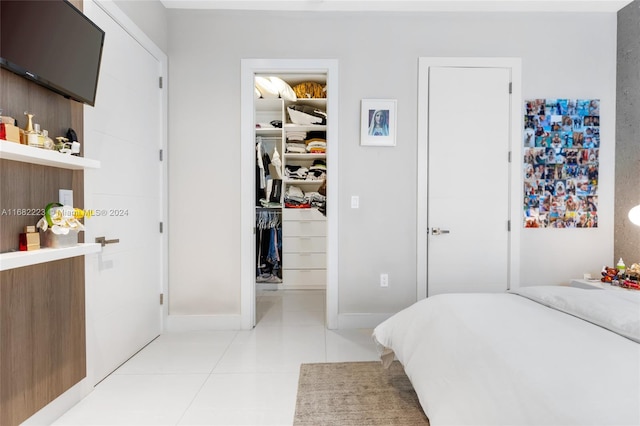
{"left": 380, "top": 273, "right": 389, "bottom": 287}
{"left": 351, "top": 195, "right": 359, "bottom": 209}
{"left": 59, "top": 189, "right": 73, "bottom": 206}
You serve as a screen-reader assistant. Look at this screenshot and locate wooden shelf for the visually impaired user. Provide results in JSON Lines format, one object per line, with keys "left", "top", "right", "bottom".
{"left": 0, "top": 243, "right": 102, "bottom": 271}
{"left": 0, "top": 139, "right": 100, "bottom": 170}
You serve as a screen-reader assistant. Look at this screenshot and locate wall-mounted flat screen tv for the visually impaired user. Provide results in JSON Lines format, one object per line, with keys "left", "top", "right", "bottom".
{"left": 0, "top": 0, "right": 105, "bottom": 106}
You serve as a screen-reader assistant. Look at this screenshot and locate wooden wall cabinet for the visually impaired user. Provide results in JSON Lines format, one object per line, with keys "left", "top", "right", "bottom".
{"left": 0, "top": 17, "right": 99, "bottom": 421}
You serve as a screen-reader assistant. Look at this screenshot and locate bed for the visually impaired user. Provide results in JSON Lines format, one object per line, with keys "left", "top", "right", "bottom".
{"left": 372, "top": 286, "right": 640, "bottom": 426}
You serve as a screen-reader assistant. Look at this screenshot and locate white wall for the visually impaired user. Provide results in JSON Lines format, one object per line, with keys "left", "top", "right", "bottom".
{"left": 113, "top": 0, "right": 168, "bottom": 53}
{"left": 167, "top": 10, "right": 617, "bottom": 318}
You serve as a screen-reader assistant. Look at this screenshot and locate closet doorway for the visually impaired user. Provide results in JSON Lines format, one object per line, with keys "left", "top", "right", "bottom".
{"left": 240, "top": 59, "right": 339, "bottom": 329}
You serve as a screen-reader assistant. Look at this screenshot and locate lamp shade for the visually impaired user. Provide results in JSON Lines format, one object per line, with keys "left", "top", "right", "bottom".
{"left": 629, "top": 204, "right": 640, "bottom": 226}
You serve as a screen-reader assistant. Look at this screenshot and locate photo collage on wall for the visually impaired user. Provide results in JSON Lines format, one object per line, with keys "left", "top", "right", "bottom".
{"left": 523, "top": 99, "right": 600, "bottom": 228}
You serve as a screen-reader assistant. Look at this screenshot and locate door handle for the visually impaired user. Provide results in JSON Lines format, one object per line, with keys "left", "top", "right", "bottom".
{"left": 431, "top": 227, "right": 450, "bottom": 235}
{"left": 95, "top": 236, "right": 120, "bottom": 247}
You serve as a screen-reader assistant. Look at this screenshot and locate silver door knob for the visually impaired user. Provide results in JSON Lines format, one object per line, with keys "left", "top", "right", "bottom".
{"left": 431, "top": 227, "right": 450, "bottom": 235}
{"left": 95, "top": 236, "right": 120, "bottom": 247}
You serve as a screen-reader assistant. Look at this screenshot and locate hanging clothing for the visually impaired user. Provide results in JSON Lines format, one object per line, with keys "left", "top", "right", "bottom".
{"left": 256, "top": 139, "right": 266, "bottom": 189}
{"left": 256, "top": 210, "right": 283, "bottom": 282}
{"left": 270, "top": 146, "right": 282, "bottom": 179}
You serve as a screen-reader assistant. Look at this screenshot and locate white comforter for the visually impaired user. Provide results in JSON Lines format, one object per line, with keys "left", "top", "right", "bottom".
{"left": 372, "top": 286, "right": 640, "bottom": 426}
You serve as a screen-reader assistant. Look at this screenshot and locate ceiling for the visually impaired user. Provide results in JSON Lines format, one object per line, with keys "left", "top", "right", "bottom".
{"left": 159, "top": 0, "right": 633, "bottom": 13}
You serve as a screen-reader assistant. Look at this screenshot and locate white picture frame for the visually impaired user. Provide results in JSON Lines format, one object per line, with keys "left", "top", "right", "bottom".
{"left": 360, "top": 99, "right": 397, "bottom": 146}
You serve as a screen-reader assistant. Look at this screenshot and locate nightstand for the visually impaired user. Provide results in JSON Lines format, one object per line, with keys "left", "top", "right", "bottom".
{"left": 570, "top": 279, "right": 625, "bottom": 291}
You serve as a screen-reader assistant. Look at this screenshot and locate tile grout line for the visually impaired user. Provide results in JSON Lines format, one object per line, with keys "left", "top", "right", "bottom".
{"left": 173, "top": 329, "right": 240, "bottom": 425}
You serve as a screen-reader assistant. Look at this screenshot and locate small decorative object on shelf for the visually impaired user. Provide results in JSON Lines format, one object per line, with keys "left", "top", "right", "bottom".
{"left": 63, "top": 128, "right": 81, "bottom": 155}
{"left": 0, "top": 109, "right": 20, "bottom": 143}
{"left": 43, "top": 129, "right": 54, "bottom": 149}
{"left": 601, "top": 265, "right": 620, "bottom": 284}
{"left": 24, "top": 111, "right": 39, "bottom": 147}
{"left": 59, "top": 140, "right": 80, "bottom": 155}
{"left": 41, "top": 228, "right": 79, "bottom": 248}
{"left": 36, "top": 202, "right": 85, "bottom": 248}
{"left": 601, "top": 262, "right": 640, "bottom": 290}
{"left": 54, "top": 136, "right": 69, "bottom": 151}
{"left": 622, "top": 263, "right": 640, "bottom": 290}
{"left": 19, "top": 226, "right": 40, "bottom": 251}
{"left": 627, "top": 263, "right": 640, "bottom": 281}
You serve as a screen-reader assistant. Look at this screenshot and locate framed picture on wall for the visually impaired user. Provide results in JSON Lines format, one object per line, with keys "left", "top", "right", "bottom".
{"left": 360, "top": 99, "right": 397, "bottom": 146}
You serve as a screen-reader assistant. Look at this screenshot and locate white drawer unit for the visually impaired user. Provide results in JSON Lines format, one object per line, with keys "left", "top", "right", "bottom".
{"left": 283, "top": 220, "right": 326, "bottom": 237}
{"left": 283, "top": 208, "right": 326, "bottom": 221}
{"left": 282, "top": 208, "right": 327, "bottom": 289}
{"left": 286, "top": 253, "right": 326, "bottom": 269}
{"left": 283, "top": 269, "right": 326, "bottom": 287}
{"left": 282, "top": 236, "right": 326, "bottom": 253}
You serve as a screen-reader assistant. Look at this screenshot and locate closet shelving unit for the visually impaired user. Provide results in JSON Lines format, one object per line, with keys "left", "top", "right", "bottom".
{"left": 281, "top": 96, "right": 326, "bottom": 193}
{"left": 254, "top": 74, "right": 327, "bottom": 290}
{"left": 282, "top": 123, "right": 327, "bottom": 191}
{"left": 0, "top": 139, "right": 102, "bottom": 271}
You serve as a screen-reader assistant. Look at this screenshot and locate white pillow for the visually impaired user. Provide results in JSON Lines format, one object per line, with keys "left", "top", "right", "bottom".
{"left": 269, "top": 76, "right": 297, "bottom": 101}
{"left": 254, "top": 87, "right": 261, "bottom": 99}
{"left": 255, "top": 76, "right": 279, "bottom": 99}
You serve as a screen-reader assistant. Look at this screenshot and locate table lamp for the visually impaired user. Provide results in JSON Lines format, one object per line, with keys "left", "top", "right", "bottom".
{"left": 629, "top": 204, "right": 640, "bottom": 226}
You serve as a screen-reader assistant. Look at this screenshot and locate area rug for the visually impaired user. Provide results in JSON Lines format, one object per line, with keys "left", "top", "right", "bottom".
{"left": 293, "top": 361, "right": 429, "bottom": 425}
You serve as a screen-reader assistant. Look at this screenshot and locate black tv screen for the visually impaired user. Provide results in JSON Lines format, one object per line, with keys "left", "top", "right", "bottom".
{"left": 0, "top": 0, "right": 105, "bottom": 106}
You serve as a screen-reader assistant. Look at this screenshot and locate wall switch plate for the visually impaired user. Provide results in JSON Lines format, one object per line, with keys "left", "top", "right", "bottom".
{"left": 380, "top": 273, "right": 389, "bottom": 287}
{"left": 59, "top": 189, "right": 73, "bottom": 206}
{"left": 351, "top": 195, "right": 359, "bottom": 209}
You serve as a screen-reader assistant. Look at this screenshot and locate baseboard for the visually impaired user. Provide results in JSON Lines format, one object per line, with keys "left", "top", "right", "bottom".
{"left": 165, "top": 314, "right": 242, "bottom": 332}
{"left": 166, "top": 313, "right": 392, "bottom": 331}
{"left": 337, "top": 313, "right": 394, "bottom": 329}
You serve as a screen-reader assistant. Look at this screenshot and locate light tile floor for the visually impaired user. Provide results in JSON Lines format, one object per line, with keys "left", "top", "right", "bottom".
{"left": 53, "top": 290, "right": 379, "bottom": 425}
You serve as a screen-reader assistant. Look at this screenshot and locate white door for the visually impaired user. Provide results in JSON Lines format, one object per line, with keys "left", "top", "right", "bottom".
{"left": 83, "top": 1, "right": 164, "bottom": 384}
{"left": 427, "top": 66, "right": 511, "bottom": 296}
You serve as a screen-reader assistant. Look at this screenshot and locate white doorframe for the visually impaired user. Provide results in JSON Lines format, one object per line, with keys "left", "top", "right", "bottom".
{"left": 416, "top": 57, "right": 522, "bottom": 300}
{"left": 240, "top": 59, "right": 339, "bottom": 330}
{"left": 91, "top": 0, "right": 169, "bottom": 329}
{"left": 22, "top": 1, "right": 168, "bottom": 424}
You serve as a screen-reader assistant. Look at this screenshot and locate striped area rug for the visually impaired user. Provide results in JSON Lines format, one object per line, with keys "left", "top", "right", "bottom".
{"left": 293, "top": 361, "right": 429, "bottom": 425}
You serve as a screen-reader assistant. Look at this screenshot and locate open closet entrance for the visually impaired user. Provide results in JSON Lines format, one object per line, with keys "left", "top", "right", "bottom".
{"left": 240, "top": 59, "right": 339, "bottom": 329}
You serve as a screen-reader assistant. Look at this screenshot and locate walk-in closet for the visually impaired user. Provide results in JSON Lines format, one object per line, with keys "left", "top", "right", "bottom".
{"left": 253, "top": 73, "right": 328, "bottom": 292}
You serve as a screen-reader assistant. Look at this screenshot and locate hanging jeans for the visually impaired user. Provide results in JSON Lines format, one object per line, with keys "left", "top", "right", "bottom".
{"left": 266, "top": 227, "right": 282, "bottom": 276}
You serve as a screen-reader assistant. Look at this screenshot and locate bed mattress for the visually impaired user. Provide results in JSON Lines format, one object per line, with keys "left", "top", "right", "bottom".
{"left": 372, "top": 286, "right": 640, "bottom": 426}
